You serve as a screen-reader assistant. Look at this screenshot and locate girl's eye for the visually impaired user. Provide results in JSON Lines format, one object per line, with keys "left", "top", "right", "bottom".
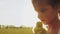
{"left": 40, "top": 9, "right": 45, "bottom": 13}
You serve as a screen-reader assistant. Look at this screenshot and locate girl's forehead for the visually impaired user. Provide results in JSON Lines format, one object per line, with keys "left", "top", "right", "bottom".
{"left": 39, "top": 0, "right": 48, "bottom": 3}
{"left": 39, "top": 0, "right": 48, "bottom": 2}
{"left": 37, "top": 0, "right": 49, "bottom": 6}
{"left": 38, "top": 2, "right": 49, "bottom": 8}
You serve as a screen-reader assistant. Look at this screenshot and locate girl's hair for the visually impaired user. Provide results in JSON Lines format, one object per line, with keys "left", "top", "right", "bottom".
{"left": 32, "top": 0, "right": 60, "bottom": 8}
{"left": 48, "top": 0, "right": 60, "bottom": 7}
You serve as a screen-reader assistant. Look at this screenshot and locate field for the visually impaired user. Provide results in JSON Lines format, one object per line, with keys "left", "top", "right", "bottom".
{"left": 0, "top": 27, "right": 34, "bottom": 34}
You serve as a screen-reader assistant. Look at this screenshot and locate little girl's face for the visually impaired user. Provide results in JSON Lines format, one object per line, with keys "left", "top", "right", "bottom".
{"left": 35, "top": 2, "right": 58, "bottom": 24}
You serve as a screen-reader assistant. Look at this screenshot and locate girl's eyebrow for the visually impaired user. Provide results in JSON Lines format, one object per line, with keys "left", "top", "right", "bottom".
{"left": 40, "top": 6, "right": 48, "bottom": 10}
{"left": 40, "top": 8, "right": 46, "bottom": 10}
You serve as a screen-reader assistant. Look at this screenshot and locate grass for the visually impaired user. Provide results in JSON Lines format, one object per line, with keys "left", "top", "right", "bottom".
{"left": 0, "top": 27, "right": 34, "bottom": 34}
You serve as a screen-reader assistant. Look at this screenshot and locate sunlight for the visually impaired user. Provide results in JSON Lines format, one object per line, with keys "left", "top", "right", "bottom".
{"left": 0, "top": 0, "right": 47, "bottom": 29}
{"left": 0, "top": 0, "right": 39, "bottom": 27}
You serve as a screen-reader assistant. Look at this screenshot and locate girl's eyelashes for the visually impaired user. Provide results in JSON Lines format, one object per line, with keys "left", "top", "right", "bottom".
{"left": 40, "top": 9, "right": 46, "bottom": 13}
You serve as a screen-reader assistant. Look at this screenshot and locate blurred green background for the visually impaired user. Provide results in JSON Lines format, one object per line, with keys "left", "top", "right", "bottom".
{"left": 0, "top": 25, "right": 33, "bottom": 34}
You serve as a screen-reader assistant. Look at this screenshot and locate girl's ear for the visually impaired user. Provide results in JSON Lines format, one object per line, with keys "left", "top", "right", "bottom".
{"left": 57, "top": 5, "right": 60, "bottom": 12}
{"left": 57, "top": 7, "right": 60, "bottom": 19}
{"left": 57, "top": 5, "right": 60, "bottom": 14}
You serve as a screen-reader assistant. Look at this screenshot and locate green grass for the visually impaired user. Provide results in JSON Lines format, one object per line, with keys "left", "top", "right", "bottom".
{"left": 0, "top": 28, "right": 33, "bottom": 34}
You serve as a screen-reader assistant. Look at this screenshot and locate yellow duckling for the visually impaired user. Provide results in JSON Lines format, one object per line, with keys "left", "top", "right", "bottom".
{"left": 34, "top": 21, "right": 49, "bottom": 34}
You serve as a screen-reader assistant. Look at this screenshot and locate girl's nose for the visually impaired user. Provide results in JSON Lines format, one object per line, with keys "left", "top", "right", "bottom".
{"left": 38, "top": 14, "right": 46, "bottom": 20}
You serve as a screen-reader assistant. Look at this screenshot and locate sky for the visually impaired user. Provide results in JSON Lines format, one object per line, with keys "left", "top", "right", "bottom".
{"left": 0, "top": 0, "right": 40, "bottom": 27}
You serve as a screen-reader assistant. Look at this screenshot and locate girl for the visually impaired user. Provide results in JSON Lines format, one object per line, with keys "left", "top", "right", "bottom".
{"left": 32, "top": 0, "right": 60, "bottom": 34}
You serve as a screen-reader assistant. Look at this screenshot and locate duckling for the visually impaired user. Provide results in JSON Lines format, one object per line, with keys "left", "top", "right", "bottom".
{"left": 34, "top": 21, "right": 49, "bottom": 34}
